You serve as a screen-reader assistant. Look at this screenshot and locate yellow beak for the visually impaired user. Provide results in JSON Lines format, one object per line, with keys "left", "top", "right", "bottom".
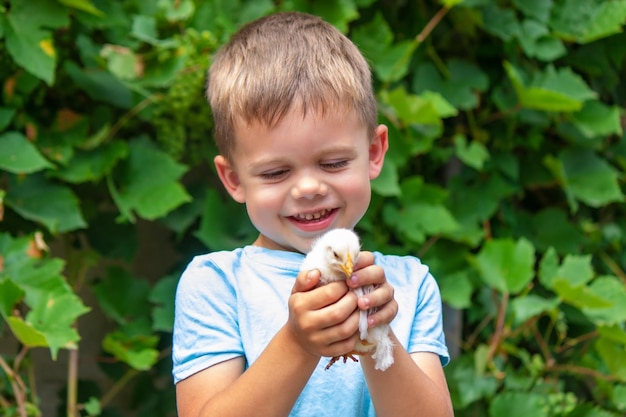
{"left": 340, "top": 253, "right": 354, "bottom": 278}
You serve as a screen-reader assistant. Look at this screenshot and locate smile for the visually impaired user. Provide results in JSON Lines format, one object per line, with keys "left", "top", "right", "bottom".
{"left": 293, "top": 209, "right": 333, "bottom": 222}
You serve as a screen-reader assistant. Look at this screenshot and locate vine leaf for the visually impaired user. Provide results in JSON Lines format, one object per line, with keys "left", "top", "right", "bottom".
{"left": 108, "top": 137, "right": 191, "bottom": 222}
{"left": 0, "top": 234, "right": 90, "bottom": 359}
{"left": 0, "top": 131, "right": 53, "bottom": 174}
{"left": 5, "top": 174, "right": 86, "bottom": 234}
{"left": 3, "top": 0, "right": 69, "bottom": 85}
{"left": 545, "top": 148, "right": 624, "bottom": 211}
{"left": 471, "top": 238, "right": 535, "bottom": 294}
{"left": 504, "top": 62, "right": 596, "bottom": 111}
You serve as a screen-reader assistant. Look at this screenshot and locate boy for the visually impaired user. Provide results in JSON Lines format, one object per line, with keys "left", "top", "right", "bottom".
{"left": 173, "top": 11, "right": 452, "bottom": 417}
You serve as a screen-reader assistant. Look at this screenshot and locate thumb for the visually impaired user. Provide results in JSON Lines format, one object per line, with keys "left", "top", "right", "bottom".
{"left": 292, "top": 269, "right": 320, "bottom": 294}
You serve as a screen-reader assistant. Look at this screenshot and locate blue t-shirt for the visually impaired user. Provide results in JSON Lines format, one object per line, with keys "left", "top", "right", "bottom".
{"left": 173, "top": 246, "right": 449, "bottom": 416}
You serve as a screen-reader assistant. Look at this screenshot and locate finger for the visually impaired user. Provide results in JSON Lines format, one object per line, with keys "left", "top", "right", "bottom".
{"left": 357, "top": 282, "right": 394, "bottom": 310}
{"left": 313, "top": 286, "right": 357, "bottom": 327}
{"left": 353, "top": 250, "right": 374, "bottom": 271}
{"left": 292, "top": 269, "right": 320, "bottom": 294}
{"left": 364, "top": 298, "right": 398, "bottom": 328}
{"left": 348, "top": 264, "right": 385, "bottom": 289}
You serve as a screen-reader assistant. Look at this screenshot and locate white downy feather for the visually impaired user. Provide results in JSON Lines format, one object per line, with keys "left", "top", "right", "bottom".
{"left": 301, "top": 228, "right": 394, "bottom": 371}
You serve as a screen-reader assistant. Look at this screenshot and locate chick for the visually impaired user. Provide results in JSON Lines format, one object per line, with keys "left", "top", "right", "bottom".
{"left": 301, "top": 228, "right": 394, "bottom": 371}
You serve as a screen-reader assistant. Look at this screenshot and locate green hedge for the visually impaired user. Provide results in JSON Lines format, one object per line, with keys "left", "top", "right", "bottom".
{"left": 1, "top": 0, "right": 625, "bottom": 416}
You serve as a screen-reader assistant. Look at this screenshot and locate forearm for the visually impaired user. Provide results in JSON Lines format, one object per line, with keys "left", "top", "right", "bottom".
{"left": 362, "top": 333, "right": 453, "bottom": 417}
{"left": 196, "top": 326, "right": 320, "bottom": 417}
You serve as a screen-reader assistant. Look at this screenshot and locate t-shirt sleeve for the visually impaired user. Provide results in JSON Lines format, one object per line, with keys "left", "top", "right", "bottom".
{"left": 405, "top": 258, "right": 450, "bottom": 366}
{"left": 172, "top": 254, "right": 243, "bottom": 384}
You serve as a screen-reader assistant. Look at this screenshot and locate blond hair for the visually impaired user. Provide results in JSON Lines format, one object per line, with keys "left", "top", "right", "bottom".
{"left": 207, "top": 11, "right": 378, "bottom": 160}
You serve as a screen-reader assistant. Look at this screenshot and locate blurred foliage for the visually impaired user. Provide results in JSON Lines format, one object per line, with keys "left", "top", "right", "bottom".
{"left": 1, "top": 0, "right": 625, "bottom": 416}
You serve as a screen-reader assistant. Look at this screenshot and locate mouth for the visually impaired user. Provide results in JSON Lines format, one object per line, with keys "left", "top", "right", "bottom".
{"left": 291, "top": 208, "right": 335, "bottom": 223}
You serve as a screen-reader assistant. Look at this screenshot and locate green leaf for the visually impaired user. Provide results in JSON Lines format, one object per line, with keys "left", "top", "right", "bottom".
{"left": 570, "top": 101, "right": 623, "bottom": 138}
{"left": 517, "top": 19, "right": 566, "bottom": 61}
{"left": 583, "top": 276, "right": 626, "bottom": 325}
{"left": 109, "top": 138, "right": 191, "bottom": 221}
{"left": 513, "top": 0, "right": 553, "bottom": 23}
{"left": 437, "top": 270, "right": 473, "bottom": 309}
{"left": 529, "top": 208, "right": 584, "bottom": 254}
{"left": 4, "top": 0, "right": 69, "bottom": 84}
{"left": 552, "top": 278, "right": 612, "bottom": 309}
{"left": 0, "top": 107, "right": 16, "bottom": 130}
{"left": 149, "top": 274, "right": 178, "bottom": 332}
{"left": 93, "top": 267, "right": 151, "bottom": 326}
{"left": 64, "top": 61, "right": 133, "bottom": 109}
{"left": 0, "top": 131, "right": 53, "bottom": 173}
{"left": 0, "top": 279, "right": 25, "bottom": 317}
{"left": 579, "top": 1, "right": 626, "bottom": 43}
{"left": 453, "top": 134, "right": 490, "bottom": 170}
{"left": 551, "top": 148, "right": 624, "bottom": 209}
{"left": 54, "top": 141, "right": 128, "bottom": 184}
{"left": 58, "top": 0, "right": 104, "bottom": 16}
{"left": 413, "top": 60, "right": 489, "bottom": 110}
{"left": 102, "top": 330, "right": 159, "bottom": 371}
{"left": 100, "top": 45, "right": 141, "bottom": 81}
{"left": 538, "top": 248, "right": 562, "bottom": 289}
{"left": 595, "top": 337, "right": 626, "bottom": 381}
{"left": 379, "top": 87, "right": 442, "bottom": 126}
{"left": 371, "top": 159, "right": 401, "bottom": 197}
{"left": 195, "top": 189, "right": 257, "bottom": 251}
{"left": 481, "top": 4, "right": 520, "bottom": 42}
{"left": 511, "top": 295, "right": 560, "bottom": 325}
{"left": 551, "top": 0, "right": 626, "bottom": 44}
{"left": 489, "top": 392, "right": 549, "bottom": 417}
{"left": 383, "top": 202, "right": 458, "bottom": 245}
{"left": 472, "top": 238, "right": 535, "bottom": 294}
{"left": 504, "top": 62, "right": 596, "bottom": 111}
{"left": 6, "top": 174, "right": 87, "bottom": 233}
{"left": 446, "top": 354, "right": 499, "bottom": 408}
{"left": 26, "top": 292, "right": 90, "bottom": 358}
{"left": 557, "top": 254, "right": 595, "bottom": 286}
{"left": 6, "top": 316, "right": 48, "bottom": 348}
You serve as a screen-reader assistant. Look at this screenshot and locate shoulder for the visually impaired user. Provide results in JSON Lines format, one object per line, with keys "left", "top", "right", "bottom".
{"left": 373, "top": 252, "right": 431, "bottom": 283}
{"left": 175, "top": 248, "right": 246, "bottom": 299}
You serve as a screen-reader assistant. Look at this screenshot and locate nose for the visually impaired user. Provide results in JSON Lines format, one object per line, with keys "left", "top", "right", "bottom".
{"left": 290, "top": 173, "right": 328, "bottom": 200}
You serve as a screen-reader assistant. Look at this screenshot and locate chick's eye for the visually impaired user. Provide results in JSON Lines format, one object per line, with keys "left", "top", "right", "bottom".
{"left": 332, "top": 250, "right": 340, "bottom": 259}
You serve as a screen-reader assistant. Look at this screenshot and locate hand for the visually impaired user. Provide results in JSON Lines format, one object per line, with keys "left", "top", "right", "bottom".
{"left": 347, "top": 251, "right": 398, "bottom": 329}
{"left": 286, "top": 269, "right": 360, "bottom": 358}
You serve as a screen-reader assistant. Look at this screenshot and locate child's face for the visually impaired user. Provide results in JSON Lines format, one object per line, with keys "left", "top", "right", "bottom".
{"left": 215, "top": 108, "right": 388, "bottom": 254}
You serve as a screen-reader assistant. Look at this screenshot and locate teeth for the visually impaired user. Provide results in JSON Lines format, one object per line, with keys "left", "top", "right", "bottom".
{"left": 295, "top": 209, "right": 329, "bottom": 221}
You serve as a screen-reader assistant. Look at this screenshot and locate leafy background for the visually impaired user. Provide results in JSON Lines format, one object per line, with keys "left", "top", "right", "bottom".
{"left": 1, "top": 0, "right": 626, "bottom": 416}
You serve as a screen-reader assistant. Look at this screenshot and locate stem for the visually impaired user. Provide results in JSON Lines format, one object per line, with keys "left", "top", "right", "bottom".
{"left": 415, "top": 6, "right": 451, "bottom": 44}
{"left": 547, "top": 364, "right": 619, "bottom": 382}
{"left": 486, "top": 292, "right": 509, "bottom": 363}
{"left": 0, "top": 353, "right": 28, "bottom": 417}
{"left": 67, "top": 349, "right": 79, "bottom": 417}
{"left": 599, "top": 252, "right": 626, "bottom": 283}
{"left": 99, "top": 369, "right": 139, "bottom": 408}
{"left": 464, "top": 312, "right": 494, "bottom": 350}
{"left": 532, "top": 325, "right": 554, "bottom": 367}
{"left": 105, "top": 94, "right": 160, "bottom": 143}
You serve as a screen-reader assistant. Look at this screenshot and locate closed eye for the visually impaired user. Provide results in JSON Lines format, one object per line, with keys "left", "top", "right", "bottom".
{"left": 321, "top": 160, "right": 349, "bottom": 170}
{"left": 259, "top": 169, "right": 289, "bottom": 180}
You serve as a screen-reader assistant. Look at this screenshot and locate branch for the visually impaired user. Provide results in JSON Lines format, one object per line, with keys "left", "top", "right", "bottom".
{"left": 486, "top": 292, "right": 509, "bottom": 363}
{"left": 547, "top": 364, "right": 620, "bottom": 382}
{"left": 416, "top": 6, "right": 451, "bottom": 44}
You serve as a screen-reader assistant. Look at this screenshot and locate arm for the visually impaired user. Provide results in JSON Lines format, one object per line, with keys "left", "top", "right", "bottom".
{"left": 176, "top": 270, "right": 361, "bottom": 417}
{"left": 348, "top": 252, "right": 454, "bottom": 417}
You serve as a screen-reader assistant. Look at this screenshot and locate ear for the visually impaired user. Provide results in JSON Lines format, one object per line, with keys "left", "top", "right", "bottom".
{"left": 368, "top": 124, "right": 389, "bottom": 180}
{"left": 214, "top": 155, "right": 246, "bottom": 203}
